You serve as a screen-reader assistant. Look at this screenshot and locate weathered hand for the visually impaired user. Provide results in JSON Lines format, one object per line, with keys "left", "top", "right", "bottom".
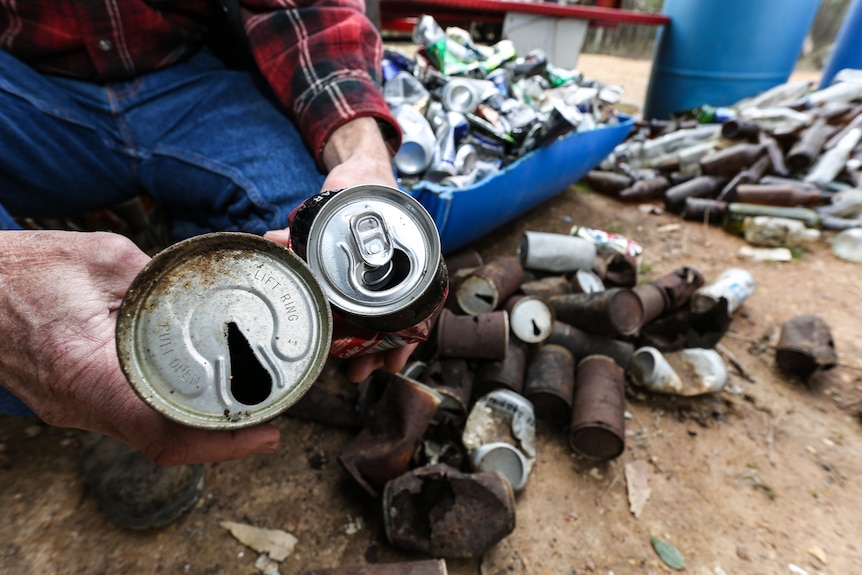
{"left": 0, "top": 230, "right": 279, "bottom": 466}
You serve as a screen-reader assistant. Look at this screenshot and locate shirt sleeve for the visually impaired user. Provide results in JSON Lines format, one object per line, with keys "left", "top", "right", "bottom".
{"left": 239, "top": 0, "right": 401, "bottom": 168}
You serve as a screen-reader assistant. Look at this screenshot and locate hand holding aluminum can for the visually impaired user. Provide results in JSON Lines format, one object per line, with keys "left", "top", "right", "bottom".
{"left": 289, "top": 184, "right": 449, "bottom": 358}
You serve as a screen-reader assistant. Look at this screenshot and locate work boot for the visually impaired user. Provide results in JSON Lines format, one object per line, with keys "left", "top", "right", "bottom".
{"left": 78, "top": 432, "right": 205, "bottom": 530}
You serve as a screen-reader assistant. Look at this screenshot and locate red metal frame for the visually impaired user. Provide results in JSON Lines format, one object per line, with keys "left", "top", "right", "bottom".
{"left": 379, "top": 0, "right": 670, "bottom": 33}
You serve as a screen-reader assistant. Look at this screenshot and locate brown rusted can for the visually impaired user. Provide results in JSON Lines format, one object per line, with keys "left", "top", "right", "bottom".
{"left": 338, "top": 371, "right": 442, "bottom": 497}
{"left": 456, "top": 256, "right": 524, "bottom": 315}
{"left": 569, "top": 354, "right": 626, "bottom": 461}
{"left": 570, "top": 268, "right": 606, "bottom": 294}
{"left": 775, "top": 314, "right": 838, "bottom": 379}
{"left": 288, "top": 184, "right": 449, "bottom": 358}
{"left": 546, "top": 320, "right": 633, "bottom": 369}
{"left": 504, "top": 294, "right": 554, "bottom": 344}
{"left": 474, "top": 338, "right": 529, "bottom": 397}
{"left": 445, "top": 248, "right": 483, "bottom": 275}
{"left": 423, "top": 358, "right": 474, "bottom": 421}
{"left": 548, "top": 288, "right": 644, "bottom": 337}
{"left": 592, "top": 251, "right": 638, "bottom": 288}
{"left": 520, "top": 275, "right": 572, "bottom": 299}
{"left": 632, "top": 283, "right": 670, "bottom": 327}
{"left": 523, "top": 344, "right": 576, "bottom": 425}
{"left": 658, "top": 267, "right": 705, "bottom": 305}
{"left": 436, "top": 308, "right": 509, "bottom": 360}
{"left": 382, "top": 463, "right": 515, "bottom": 559}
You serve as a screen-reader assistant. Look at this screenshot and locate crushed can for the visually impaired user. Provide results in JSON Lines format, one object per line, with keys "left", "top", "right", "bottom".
{"left": 289, "top": 184, "right": 449, "bottom": 359}
{"left": 462, "top": 389, "right": 536, "bottom": 491}
{"left": 116, "top": 232, "right": 332, "bottom": 429}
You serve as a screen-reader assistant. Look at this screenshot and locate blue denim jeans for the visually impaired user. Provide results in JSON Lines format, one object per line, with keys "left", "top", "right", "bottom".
{"left": 0, "top": 47, "right": 327, "bottom": 416}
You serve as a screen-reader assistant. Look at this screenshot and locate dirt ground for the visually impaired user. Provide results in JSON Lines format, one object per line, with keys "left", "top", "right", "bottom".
{"left": 2, "top": 56, "right": 861, "bottom": 575}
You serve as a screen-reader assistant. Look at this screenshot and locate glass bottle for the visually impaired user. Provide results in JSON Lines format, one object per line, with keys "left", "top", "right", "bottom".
{"left": 832, "top": 228, "right": 862, "bottom": 262}
{"left": 722, "top": 203, "right": 822, "bottom": 236}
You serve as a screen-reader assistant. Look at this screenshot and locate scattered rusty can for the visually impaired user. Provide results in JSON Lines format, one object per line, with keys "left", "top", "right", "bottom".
{"left": 444, "top": 248, "right": 483, "bottom": 275}
{"left": 504, "top": 294, "right": 555, "bottom": 344}
{"left": 474, "top": 338, "right": 529, "bottom": 397}
{"left": 462, "top": 389, "right": 536, "bottom": 491}
{"left": 570, "top": 268, "right": 606, "bottom": 294}
{"left": 592, "top": 251, "right": 638, "bottom": 288}
{"left": 523, "top": 344, "right": 576, "bottom": 425}
{"left": 548, "top": 288, "right": 644, "bottom": 337}
{"left": 116, "top": 232, "right": 332, "bottom": 429}
{"left": 569, "top": 355, "right": 626, "bottom": 461}
{"left": 383, "top": 463, "right": 515, "bottom": 558}
{"left": 776, "top": 314, "right": 838, "bottom": 378}
{"left": 436, "top": 308, "right": 509, "bottom": 360}
{"left": 520, "top": 275, "right": 572, "bottom": 299}
{"left": 456, "top": 256, "right": 524, "bottom": 315}
{"left": 423, "top": 358, "right": 475, "bottom": 423}
{"left": 546, "top": 320, "right": 634, "bottom": 370}
{"left": 288, "top": 184, "right": 449, "bottom": 356}
{"left": 338, "top": 371, "right": 442, "bottom": 497}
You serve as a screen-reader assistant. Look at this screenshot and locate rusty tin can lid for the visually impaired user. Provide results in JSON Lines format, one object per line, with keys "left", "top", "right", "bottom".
{"left": 116, "top": 232, "right": 332, "bottom": 429}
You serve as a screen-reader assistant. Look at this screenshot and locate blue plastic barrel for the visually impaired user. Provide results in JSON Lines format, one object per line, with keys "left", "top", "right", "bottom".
{"left": 643, "top": 0, "right": 821, "bottom": 120}
{"left": 820, "top": 0, "right": 862, "bottom": 88}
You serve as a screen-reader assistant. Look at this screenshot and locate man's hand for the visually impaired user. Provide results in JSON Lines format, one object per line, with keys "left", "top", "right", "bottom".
{"left": 0, "top": 230, "right": 279, "bottom": 466}
{"left": 318, "top": 116, "right": 419, "bottom": 381}
{"left": 321, "top": 116, "right": 399, "bottom": 192}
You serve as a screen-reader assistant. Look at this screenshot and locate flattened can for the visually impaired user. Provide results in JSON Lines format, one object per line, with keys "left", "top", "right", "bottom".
{"left": 116, "top": 232, "right": 332, "bottom": 429}
{"left": 290, "top": 184, "right": 449, "bottom": 358}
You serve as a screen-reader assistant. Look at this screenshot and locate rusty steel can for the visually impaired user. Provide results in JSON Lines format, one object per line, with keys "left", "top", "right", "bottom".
{"left": 289, "top": 184, "right": 449, "bottom": 358}
{"left": 116, "top": 232, "right": 332, "bottom": 429}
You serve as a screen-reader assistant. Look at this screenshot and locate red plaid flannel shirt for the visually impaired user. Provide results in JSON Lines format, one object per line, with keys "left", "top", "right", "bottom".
{"left": 0, "top": 0, "right": 400, "bottom": 165}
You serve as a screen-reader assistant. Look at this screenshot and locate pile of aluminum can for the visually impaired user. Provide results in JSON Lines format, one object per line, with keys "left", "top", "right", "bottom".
{"left": 384, "top": 15, "right": 625, "bottom": 190}
{"left": 586, "top": 69, "right": 862, "bottom": 260}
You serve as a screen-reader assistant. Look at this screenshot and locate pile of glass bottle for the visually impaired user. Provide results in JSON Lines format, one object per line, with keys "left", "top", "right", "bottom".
{"left": 586, "top": 68, "right": 862, "bottom": 261}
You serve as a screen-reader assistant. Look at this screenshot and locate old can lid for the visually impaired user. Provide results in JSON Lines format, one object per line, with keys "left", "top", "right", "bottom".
{"left": 116, "top": 232, "right": 332, "bottom": 429}
{"left": 304, "top": 184, "right": 442, "bottom": 323}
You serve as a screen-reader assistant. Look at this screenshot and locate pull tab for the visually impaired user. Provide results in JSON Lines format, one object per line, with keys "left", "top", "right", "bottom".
{"left": 349, "top": 210, "right": 393, "bottom": 288}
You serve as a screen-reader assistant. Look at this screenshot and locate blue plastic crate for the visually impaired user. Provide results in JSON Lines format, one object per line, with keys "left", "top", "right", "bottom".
{"left": 404, "top": 115, "right": 635, "bottom": 254}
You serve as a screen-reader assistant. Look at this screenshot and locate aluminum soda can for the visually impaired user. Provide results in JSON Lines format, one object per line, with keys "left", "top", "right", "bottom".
{"left": 462, "top": 389, "right": 536, "bottom": 491}
{"left": 570, "top": 225, "right": 644, "bottom": 257}
{"left": 690, "top": 268, "right": 756, "bottom": 315}
{"left": 289, "top": 184, "right": 449, "bottom": 358}
{"left": 116, "top": 232, "right": 332, "bottom": 429}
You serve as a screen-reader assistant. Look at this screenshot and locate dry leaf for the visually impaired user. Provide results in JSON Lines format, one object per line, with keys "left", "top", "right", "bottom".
{"left": 625, "top": 460, "right": 652, "bottom": 518}
{"left": 220, "top": 520, "right": 298, "bottom": 562}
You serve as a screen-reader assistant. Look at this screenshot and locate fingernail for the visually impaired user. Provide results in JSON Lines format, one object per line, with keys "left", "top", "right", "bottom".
{"left": 255, "top": 440, "right": 279, "bottom": 455}
{"left": 263, "top": 229, "right": 291, "bottom": 242}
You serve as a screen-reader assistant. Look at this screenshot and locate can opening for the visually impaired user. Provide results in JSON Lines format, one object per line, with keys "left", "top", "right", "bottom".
{"left": 226, "top": 322, "right": 272, "bottom": 406}
{"left": 362, "top": 248, "right": 411, "bottom": 291}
